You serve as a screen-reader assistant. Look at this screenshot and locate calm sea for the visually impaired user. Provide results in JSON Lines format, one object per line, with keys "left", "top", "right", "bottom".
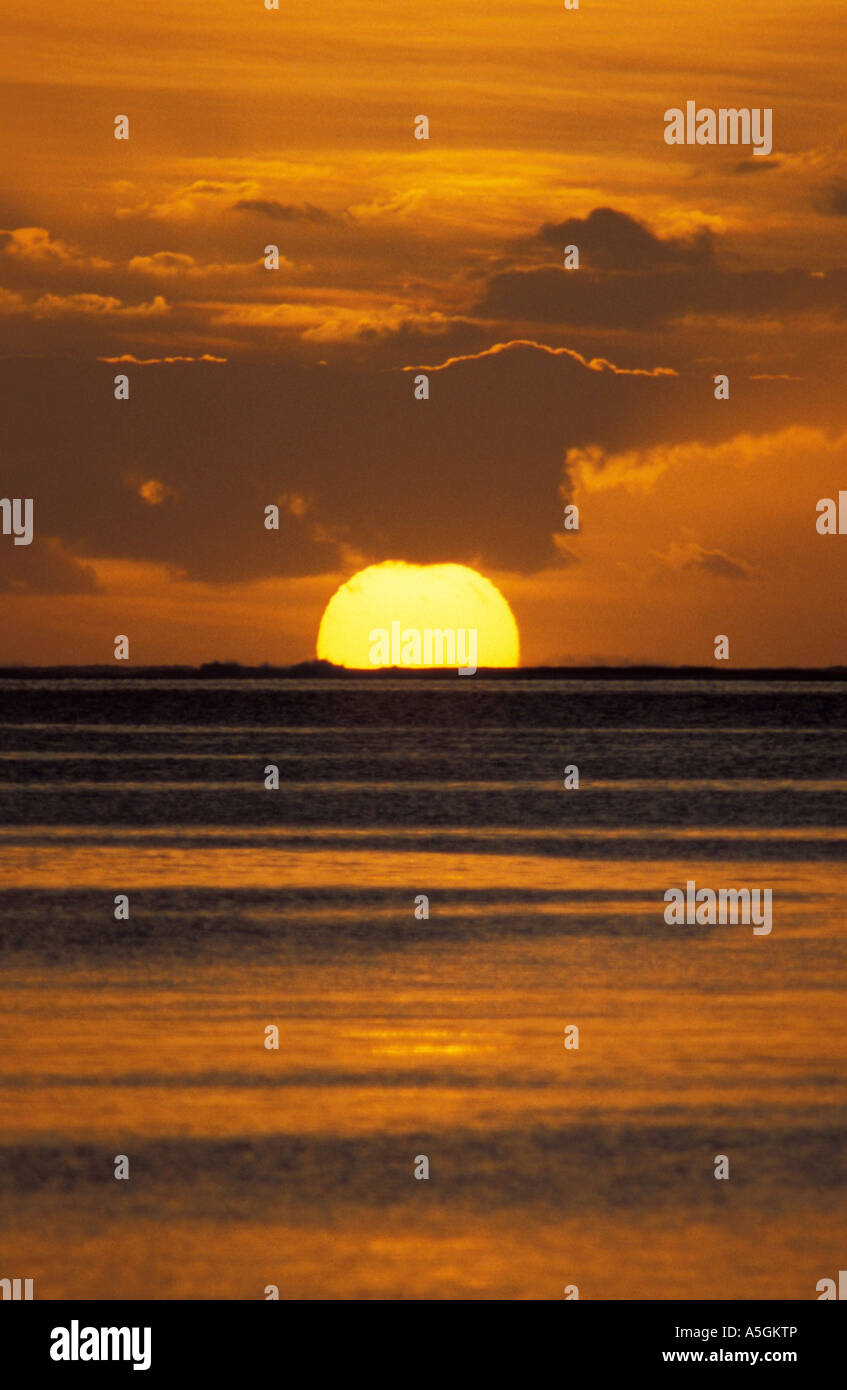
{"left": 0, "top": 677, "right": 844, "bottom": 1299}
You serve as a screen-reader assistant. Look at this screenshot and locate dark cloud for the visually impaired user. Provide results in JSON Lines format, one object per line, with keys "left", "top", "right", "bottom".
{"left": 696, "top": 550, "right": 755, "bottom": 580}
{"left": 476, "top": 263, "right": 847, "bottom": 330}
{"left": 476, "top": 206, "right": 847, "bottom": 331}
{"left": 731, "top": 158, "right": 782, "bottom": 174}
{"left": 536, "top": 207, "right": 714, "bottom": 270}
{"left": 659, "top": 542, "right": 758, "bottom": 581}
{"left": 820, "top": 179, "right": 847, "bottom": 216}
{"left": 0, "top": 342, "right": 825, "bottom": 586}
{"left": 231, "top": 200, "right": 340, "bottom": 223}
{"left": 0, "top": 534, "right": 101, "bottom": 594}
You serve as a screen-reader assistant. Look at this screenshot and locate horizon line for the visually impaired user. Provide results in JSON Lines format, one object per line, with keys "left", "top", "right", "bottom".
{"left": 1, "top": 660, "right": 846, "bottom": 680}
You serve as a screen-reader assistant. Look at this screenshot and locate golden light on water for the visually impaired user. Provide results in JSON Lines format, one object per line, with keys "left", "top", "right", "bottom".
{"left": 316, "top": 561, "right": 520, "bottom": 670}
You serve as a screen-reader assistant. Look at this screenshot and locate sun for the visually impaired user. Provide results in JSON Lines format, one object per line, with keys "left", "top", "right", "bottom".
{"left": 317, "top": 561, "right": 520, "bottom": 670}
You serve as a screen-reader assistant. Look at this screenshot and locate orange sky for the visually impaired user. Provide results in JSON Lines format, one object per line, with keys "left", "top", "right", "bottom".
{"left": 1, "top": 0, "right": 845, "bottom": 665}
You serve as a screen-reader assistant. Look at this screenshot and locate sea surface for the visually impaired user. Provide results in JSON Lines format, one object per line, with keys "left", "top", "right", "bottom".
{"left": 0, "top": 677, "right": 844, "bottom": 1299}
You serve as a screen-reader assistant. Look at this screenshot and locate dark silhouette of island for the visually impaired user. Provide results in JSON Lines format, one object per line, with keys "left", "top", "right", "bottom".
{"left": 1, "top": 661, "right": 846, "bottom": 681}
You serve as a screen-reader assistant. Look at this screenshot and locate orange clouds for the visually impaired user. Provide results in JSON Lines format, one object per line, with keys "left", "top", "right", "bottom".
{"left": 0, "top": 226, "right": 110, "bottom": 269}
{"left": 32, "top": 292, "right": 169, "bottom": 318}
{"left": 1, "top": 0, "right": 845, "bottom": 664}
{"left": 98, "top": 353, "right": 227, "bottom": 364}
{"left": 537, "top": 427, "right": 847, "bottom": 666}
{"left": 0, "top": 559, "right": 335, "bottom": 666}
{"left": 409, "top": 340, "right": 679, "bottom": 377}
{"left": 137, "top": 480, "right": 178, "bottom": 506}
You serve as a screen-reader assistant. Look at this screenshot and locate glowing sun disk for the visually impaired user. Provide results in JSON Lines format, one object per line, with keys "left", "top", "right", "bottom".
{"left": 317, "top": 561, "right": 520, "bottom": 670}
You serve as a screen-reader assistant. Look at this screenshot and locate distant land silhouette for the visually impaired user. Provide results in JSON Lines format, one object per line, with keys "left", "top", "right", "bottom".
{"left": 1, "top": 661, "right": 846, "bottom": 681}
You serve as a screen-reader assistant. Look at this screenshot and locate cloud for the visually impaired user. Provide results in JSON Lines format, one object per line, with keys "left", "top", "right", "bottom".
{"left": 118, "top": 178, "right": 345, "bottom": 227}
{"left": 0, "top": 343, "right": 693, "bottom": 583}
{"left": 477, "top": 262, "right": 847, "bottom": 331}
{"left": 407, "top": 339, "right": 678, "bottom": 377}
{"left": 128, "top": 251, "right": 266, "bottom": 280}
{"left": 564, "top": 442, "right": 673, "bottom": 495}
{"left": 201, "top": 298, "right": 454, "bottom": 342}
{"left": 0, "top": 536, "right": 101, "bottom": 595}
{"left": 128, "top": 252, "right": 199, "bottom": 276}
{"left": 821, "top": 179, "right": 847, "bottom": 215}
{"left": 0, "top": 226, "right": 110, "bottom": 270}
{"left": 731, "top": 158, "right": 782, "bottom": 174}
{"left": 232, "top": 199, "right": 340, "bottom": 223}
{"left": 346, "top": 190, "right": 425, "bottom": 222}
{"left": 0, "top": 560, "right": 337, "bottom": 666}
{"left": 475, "top": 206, "right": 847, "bottom": 331}
{"left": 98, "top": 354, "right": 228, "bottom": 364}
{"left": 118, "top": 180, "right": 257, "bottom": 222}
{"left": 536, "top": 207, "right": 714, "bottom": 270}
{"left": 137, "top": 479, "right": 179, "bottom": 505}
{"left": 528, "top": 426, "right": 847, "bottom": 665}
{"left": 278, "top": 491, "right": 312, "bottom": 519}
{"left": 656, "top": 540, "right": 760, "bottom": 580}
{"left": 32, "top": 293, "right": 169, "bottom": 318}
{"left": 0, "top": 287, "right": 25, "bottom": 314}
{"left": 0, "top": 346, "right": 837, "bottom": 593}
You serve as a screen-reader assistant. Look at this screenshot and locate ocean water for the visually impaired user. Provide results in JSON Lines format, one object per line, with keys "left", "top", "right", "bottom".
{"left": 0, "top": 677, "right": 844, "bottom": 1300}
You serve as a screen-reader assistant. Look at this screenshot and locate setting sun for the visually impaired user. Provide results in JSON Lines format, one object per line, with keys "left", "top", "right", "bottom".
{"left": 316, "top": 561, "right": 520, "bottom": 670}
